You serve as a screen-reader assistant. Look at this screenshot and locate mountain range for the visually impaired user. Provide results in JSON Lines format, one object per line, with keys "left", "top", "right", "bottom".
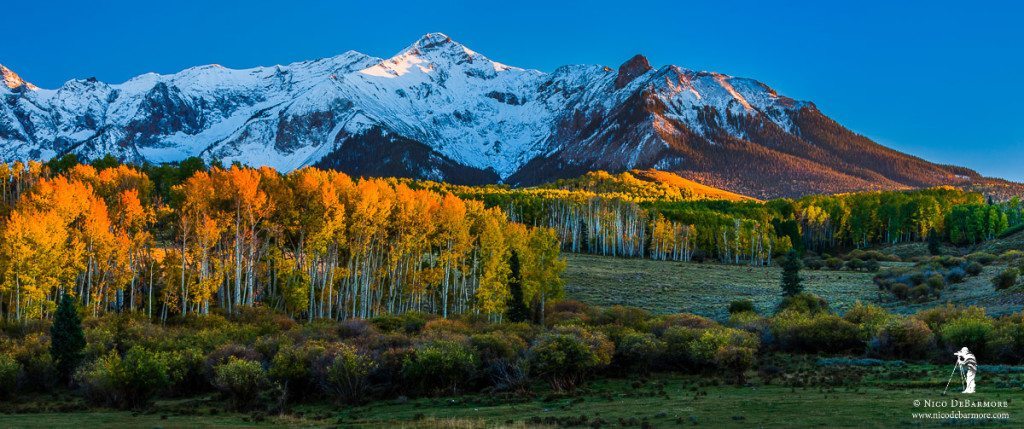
{"left": 1, "top": 32, "right": 1018, "bottom": 198}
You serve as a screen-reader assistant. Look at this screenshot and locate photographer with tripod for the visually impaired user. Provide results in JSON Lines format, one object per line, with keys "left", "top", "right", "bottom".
{"left": 944, "top": 347, "right": 977, "bottom": 394}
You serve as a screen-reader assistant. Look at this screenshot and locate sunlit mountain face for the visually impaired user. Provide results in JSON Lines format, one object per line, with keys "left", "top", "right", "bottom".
{"left": 1, "top": 33, "right": 1017, "bottom": 198}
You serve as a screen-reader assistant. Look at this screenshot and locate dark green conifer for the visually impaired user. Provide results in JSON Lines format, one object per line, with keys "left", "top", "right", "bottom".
{"left": 50, "top": 293, "right": 86, "bottom": 382}
{"left": 780, "top": 249, "right": 803, "bottom": 297}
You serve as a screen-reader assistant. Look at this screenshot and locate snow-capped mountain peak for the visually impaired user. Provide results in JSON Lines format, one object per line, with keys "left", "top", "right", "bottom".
{"left": 0, "top": 34, "right": 992, "bottom": 198}
{"left": 0, "top": 64, "right": 38, "bottom": 92}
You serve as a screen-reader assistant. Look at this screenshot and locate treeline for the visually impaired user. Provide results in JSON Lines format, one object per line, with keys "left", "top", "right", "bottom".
{"left": 0, "top": 158, "right": 565, "bottom": 322}
{"left": 416, "top": 177, "right": 1022, "bottom": 262}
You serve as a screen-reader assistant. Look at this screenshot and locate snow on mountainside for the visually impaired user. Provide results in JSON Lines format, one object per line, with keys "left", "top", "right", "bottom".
{"left": 0, "top": 33, "right": 1014, "bottom": 198}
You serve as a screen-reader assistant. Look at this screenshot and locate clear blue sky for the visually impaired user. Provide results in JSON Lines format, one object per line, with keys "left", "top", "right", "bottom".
{"left": 4, "top": 0, "right": 1022, "bottom": 181}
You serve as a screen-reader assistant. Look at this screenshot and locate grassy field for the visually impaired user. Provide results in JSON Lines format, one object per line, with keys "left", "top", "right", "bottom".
{"left": 563, "top": 253, "right": 1022, "bottom": 319}
{"left": 3, "top": 360, "right": 1022, "bottom": 428}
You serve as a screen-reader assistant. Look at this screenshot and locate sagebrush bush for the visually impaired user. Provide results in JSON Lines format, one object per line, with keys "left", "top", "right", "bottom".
{"left": 992, "top": 268, "right": 1019, "bottom": 290}
{"left": 0, "top": 353, "right": 22, "bottom": 398}
{"left": 965, "top": 262, "right": 984, "bottom": 276}
{"left": 314, "top": 344, "right": 376, "bottom": 404}
{"left": 214, "top": 357, "right": 273, "bottom": 410}
{"left": 945, "top": 267, "right": 966, "bottom": 283}
{"left": 967, "top": 252, "right": 996, "bottom": 265}
{"left": 728, "top": 299, "right": 756, "bottom": 315}
{"left": 78, "top": 346, "right": 170, "bottom": 409}
{"left": 402, "top": 340, "right": 478, "bottom": 395}
{"left": 869, "top": 318, "right": 935, "bottom": 360}
{"left": 529, "top": 326, "right": 612, "bottom": 392}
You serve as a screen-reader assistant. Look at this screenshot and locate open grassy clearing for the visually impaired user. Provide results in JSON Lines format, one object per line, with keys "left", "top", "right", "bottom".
{"left": 563, "top": 253, "right": 1022, "bottom": 319}
{"left": 3, "top": 361, "right": 1023, "bottom": 428}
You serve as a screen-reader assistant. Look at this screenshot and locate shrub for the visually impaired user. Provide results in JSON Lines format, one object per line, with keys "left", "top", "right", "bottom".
{"left": 0, "top": 354, "right": 22, "bottom": 398}
{"left": 371, "top": 311, "right": 432, "bottom": 334}
{"left": 204, "top": 343, "right": 262, "bottom": 381}
{"left": 595, "top": 305, "right": 651, "bottom": 330}
{"left": 775, "top": 293, "right": 829, "bottom": 315}
{"left": 650, "top": 313, "right": 717, "bottom": 336}
{"left": 864, "top": 259, "right": 881, "bottom": 272}
{"left": 688, "top": 327, "right": 758, "bottom": 364}
{"left": 910, "top": 284, "right": 931, "bottom": 302}
{"left": 470, "top": 332, "right": 527, "bottom": 364}
{"left": 529, "top": 326, "right": 613, "bottom": 392}
{"left": 992, "top": 268, "right": 1019, "bottom": 290}
{"left": 771, "top": 310, "right": 862, "bottom": 353}
{"left": 967, "top": 252, "right": 996, "bottom": 265}
{"left": 989, "top": 316, "right": 1024, "bottom": 363}
{"left": 661, "top": 326, "right": 703, "bottom": 367}
{"left": 164, "top": 347, "right": 206, "bottom": 395}
{"left": 7, "top": 333, "right": 57, "bottom": 391}
{"left": 402, "top": 340, "right": 478, "bottom": 395}
{"left": 825, "top": 257, "right": 844, "bottom": 270}
{"left": 485, "top": 358, "right": 530, "bottom": 393}
{"left": 843, "top": 302, "right": 892, "bottom": 340}
{"left": 78, "top": 346, "right": 171, "bottom": 409}
{"left": 213, "top": 357, "right": 273, "bottom": 410}
{"left": 869, "top": 318, "right": 935, "bottom": 360}
{"left": 337, "top": 319, "right": 377, "bottom": 339}
{"left": 914, "top": 305, "right": 986, "bottom": 332}
{"left": 845, "top": 258, "right": 866, "bottom": 271}
{"left": 422, "top": 318, "right": 473, "bottom": 336}
{"left": 965, "top": 262, "right": 984, "bottom": 276}
{"left": 715, "top": 345, "right": 756, "bottom": 385}
{"left": 945, "top": 267, "right": 966, "bottom": 284}
{"left": 314, "top": 344, "right": 376, "bottom": 404}
{"left": 728, "top": 299, "right": 756, "bottom": 315}
{"left": 891, "top": 283, "right": 910, "bottom": 300}
{"left": 926, "top": 273, "right": 946, "bottom": 290}
{"left": 269, "top": 342, "right": 324, "bottom": 399}
{"left": 803, "top": 257, "right": 825, "bottom": 270}
{"left": 940, "top": 316, "right": 994, "bottom": 355}
{"left": 614, "top": 331, "right": 664, "bottom": 373}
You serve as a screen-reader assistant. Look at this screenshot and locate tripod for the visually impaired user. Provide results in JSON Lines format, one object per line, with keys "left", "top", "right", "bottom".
{"left": 942, "top": 362, "right": 965, "bottom": 395}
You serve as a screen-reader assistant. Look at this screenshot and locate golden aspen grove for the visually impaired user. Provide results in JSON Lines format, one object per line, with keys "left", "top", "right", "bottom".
{"left": 0, "top": 160, "right": 565, "bottom": 322}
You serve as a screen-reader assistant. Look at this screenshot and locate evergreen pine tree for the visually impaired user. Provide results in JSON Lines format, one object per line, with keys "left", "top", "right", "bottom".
{"left": 505, "top": 251, "right": 530, "bottom": 322}
{"left": 780, "top": 249, "right": 803, "bottom": 296}
{"left": 50, "top": 293, "right": 85, "bottom": 382}
{"left": 927, "top": 229, "right": 941, "bottom": 256}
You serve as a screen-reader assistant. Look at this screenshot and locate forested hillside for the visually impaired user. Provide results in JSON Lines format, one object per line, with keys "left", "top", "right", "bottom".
{"left": 0, "top": 159, "right": 564, "bottom": 322}
{"left": 418, "top": 172, "right": 1023, "bottom": 264}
